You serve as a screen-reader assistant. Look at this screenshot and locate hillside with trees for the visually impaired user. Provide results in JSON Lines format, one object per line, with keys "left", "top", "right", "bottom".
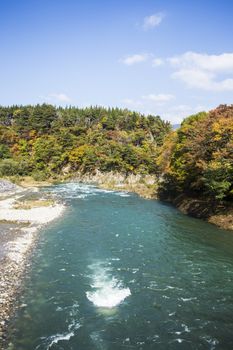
{"left": 0, "top": 104, "right": 171, "bottom": 180}
{"left": 0, "top": 103, "right": 232, "bottom": 228}
{"left": 157, "top": 105, "right": 233, "bottom": 225}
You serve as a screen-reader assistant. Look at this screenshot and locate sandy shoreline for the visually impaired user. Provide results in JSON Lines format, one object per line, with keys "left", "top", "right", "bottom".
{"left": 0, "top": 183, "right": 65, "bottom": 345}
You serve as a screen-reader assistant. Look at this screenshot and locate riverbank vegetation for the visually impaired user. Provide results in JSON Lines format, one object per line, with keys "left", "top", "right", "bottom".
{"left": 158, "top": 105, "right": 233, "bottom": 202}
{"left": 157, "top": 104, "right": 233, "bottom": 228}
{"left": 0, "top": 103, "right": 232, "bottom": 228}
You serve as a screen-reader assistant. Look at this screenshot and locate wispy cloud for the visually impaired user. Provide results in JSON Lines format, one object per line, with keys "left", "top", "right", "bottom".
{"left": 168, "top": 52, "right": 233, "bottom": 72}
{"left": 143, "top": 13, "right": 165, "bottom": 30}
{"left": 122, "top": 93, "right": 175, "bottom": 114}
{"left": 50, "top": 93, "right": 71, "bottom": 102}
{"left": 120, "top": 54, "right": 164, "bottom": 67}
{"left": 152, "top": 58, "right": 164, "bottom": 67}
{"left": 41, "top": 93, "right": 72, "bottom": 103}
{"left": 120, "top": 54, "right": 149, "bottom": 66}
{"left": 121, "top": 96, "right": 209, "bottom": 123}
{"left": 142, "top": 93, "right": 175, "bottom": 103}
{"left": 169, "top": 52, "right": 233, "bottom": 91}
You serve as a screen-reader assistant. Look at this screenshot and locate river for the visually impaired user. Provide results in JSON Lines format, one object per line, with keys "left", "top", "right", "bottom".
{"left": 6, "top": 183, "right": 233, "bottom": 349}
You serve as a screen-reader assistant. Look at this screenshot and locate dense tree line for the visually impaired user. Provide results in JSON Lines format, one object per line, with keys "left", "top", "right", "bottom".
{"left": 0, "top": 104, "right": 171, "bottom": 180}
{"left": 158, "top": 105, "right": 233, "bottom": 202}
{"left": 0, "top": 103, "right": 232, "bottom": 204}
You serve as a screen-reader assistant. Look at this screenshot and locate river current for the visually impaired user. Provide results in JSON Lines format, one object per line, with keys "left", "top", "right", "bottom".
{"left": 7, "top": 183, "right": 233, "bottom": 349}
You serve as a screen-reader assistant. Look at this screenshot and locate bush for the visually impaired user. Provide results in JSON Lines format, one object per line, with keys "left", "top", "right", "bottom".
{"left": 0, "top": 144, "right": 11, "bottom": 159}
{"left": 0, "top": 159, "right": 19, "bottom": 176}
{"left": 31, "top": 170, "right": 48, "bottom": 181}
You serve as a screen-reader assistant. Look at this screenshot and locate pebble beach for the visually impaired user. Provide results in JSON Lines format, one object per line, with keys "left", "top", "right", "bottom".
{"left": 0, "top": 180, "right": 64, "bottom": 346}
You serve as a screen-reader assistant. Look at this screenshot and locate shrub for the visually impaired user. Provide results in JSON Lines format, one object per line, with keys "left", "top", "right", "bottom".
{"left": 0, "top": 159, "right": 19, "bottom": 176}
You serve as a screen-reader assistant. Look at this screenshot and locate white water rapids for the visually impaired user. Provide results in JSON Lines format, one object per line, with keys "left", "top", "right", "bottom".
{"left": 86, "top": 262, "right": 131, "bottom": 308}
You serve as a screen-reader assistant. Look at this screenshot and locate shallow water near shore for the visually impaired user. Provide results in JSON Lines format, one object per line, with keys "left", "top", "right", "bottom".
{"left": 6, "top": 183, "right": 233, "bottom": 349}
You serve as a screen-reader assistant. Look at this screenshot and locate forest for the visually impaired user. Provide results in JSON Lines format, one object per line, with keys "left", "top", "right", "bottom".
{"left": 0, "top": 103, "right": 232, "bottom": 204}
{"left": 0, "top": 104, "right": 171, "bottom": 179}
{"left": 158, "top": 105, "right": 233, "bottom": 203}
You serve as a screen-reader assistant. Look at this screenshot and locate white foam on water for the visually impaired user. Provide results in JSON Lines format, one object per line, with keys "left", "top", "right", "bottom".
{"left": 132, "top": 268, "right": 139, "bottom": 274}
{"left": 182, "top": 323, "right": 191, "bottom": 333}
{"left": 169, "top": 312, "right": 176, "bottom": 316}
{"left": 42, "top": 320, "right": 81, "bottom": 350}
{"left": 55, "top": 306, "right": 62, "bottom": 312}
{"left": 201, "top": 336, "right": 219, "bottom": 349}
{"left": 49, "top": 183, "right": 114, "bottom": 199}
{"left": 46, "top": 182, "right": 132, "bottom": 201}
{"left": 47, "top": 332, "right": 74, "bottom": 349}
{"left": 76, "top": 194, "right": 88, "bottom": 199}
{"left": 167, "top": 285, "right": 175, "bottom": 289}
{"left": 180, "top": 297, "right": 197, "bottom": 302}
{"left": 86, "top": 262, "right": 131, "bottom": 308}
{"left": 116, "top": 192, "right": 130, "bottom": 197}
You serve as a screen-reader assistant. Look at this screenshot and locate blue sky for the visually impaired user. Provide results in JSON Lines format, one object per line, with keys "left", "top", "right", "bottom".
{"left": 0, "top": 0, "right": 233, "bottom": 123}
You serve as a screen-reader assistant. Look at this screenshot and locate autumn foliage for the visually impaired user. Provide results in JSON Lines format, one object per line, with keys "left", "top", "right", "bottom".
{"left": 158, "top": 105, "right": 233, "bottom": 201}
{"left": 0, "top": 104, "right": 171, "bottom": 179}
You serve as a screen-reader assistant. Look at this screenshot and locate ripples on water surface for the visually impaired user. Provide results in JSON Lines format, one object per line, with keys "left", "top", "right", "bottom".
{"left": 6, "top": 183, "right": 233, "bottom": 349}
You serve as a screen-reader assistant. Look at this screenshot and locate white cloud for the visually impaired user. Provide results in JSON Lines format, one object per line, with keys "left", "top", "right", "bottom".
{"left": 122, "top": 93, "right": 174, "bottom": 113}
{"left": 121, "top": 54, "right": 148, "bottom": 65}
{"left": 169, "top": 52, "right": 233, "bottom": 91}
{"left": 172, "top": 68, "right": 233, "bottom": 91}
{"left": 172, "top": 69, "right": 214, "bottom": 89}
{"left": 152, "top": 58, "right": 164, "bottom": 67}
{"left": 169, "top": 52, "right": 233, "bottom": 72}
{"left": 121, "top": 96, "right": 210, "bottom": 123}
{"left": 50, "top": 93, "right": 71, "bottom": 103}
{"left": 40, "top": 93, "right": 71, "bottom": 103}
{"left": 142, "top": 93, "right": 175, "bottom": 103}
{"left": 143, "top": 13, "right": 165, "bottom": 30}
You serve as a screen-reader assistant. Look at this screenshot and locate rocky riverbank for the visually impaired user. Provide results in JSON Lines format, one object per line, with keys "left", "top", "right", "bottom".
{"left": 171, "top": 194, "right": 233, "bottom": 231}
{"left": 16, "top": 174, "right": 233, "bottom": 230}
{"left": 14, "top": 173, "right": 233, "bottom": 231}
{"left": 71, "top": 173, "right": 233, "bottom": 230}
{"left": 0, "top": 180, "right": 65, "bottom": 347}
{"left": 72, "top": 171, "right": 158, "bottom": 199}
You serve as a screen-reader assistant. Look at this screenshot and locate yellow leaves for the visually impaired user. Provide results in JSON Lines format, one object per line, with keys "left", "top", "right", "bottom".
{"left": 212, "top": 121, "right": 221, "bottom": 134}
{"left": 208, "top": 160, "right": 222, "bottom": 171}
{"left": 212, "top": 118, "right": 233, "bottom": 141}
{"left": 13, "top": 109, "right": 23, "bottom": 117}
{"left": 29, "top": 130, "right": 37, "bottom": 139}
{"left": 157, "top": 131, "right": 177, "bottom": 173}
{"left": 69, "top": 145, "right": 88, "bottom": 164}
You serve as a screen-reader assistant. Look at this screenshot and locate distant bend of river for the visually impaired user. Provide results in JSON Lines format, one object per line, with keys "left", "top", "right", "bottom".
{"left": 6, "top": 183, "right": 233, "bottom": 350}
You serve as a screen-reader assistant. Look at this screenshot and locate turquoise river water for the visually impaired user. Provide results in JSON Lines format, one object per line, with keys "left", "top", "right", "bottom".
{"left": 6, "top": 183, "right": 233, "bottom": 349}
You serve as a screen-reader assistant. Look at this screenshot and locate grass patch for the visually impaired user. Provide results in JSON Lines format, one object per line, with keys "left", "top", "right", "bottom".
{"left": 0, "top": 219, "right": 30, "bottom": 226}
{"left": 15, "top": 176, "right": 54, "bottom": 188}
{"left": 14, "top": 199, "right": 54, "bottom": 210}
